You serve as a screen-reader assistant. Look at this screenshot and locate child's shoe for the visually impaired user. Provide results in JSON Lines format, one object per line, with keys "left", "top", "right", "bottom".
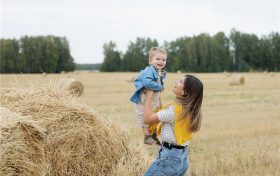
{"left": 144, "top": 135, "right": 154, "bottom": 145}
{"left": 151, "top": 133, "right": 161, "bottom": 146}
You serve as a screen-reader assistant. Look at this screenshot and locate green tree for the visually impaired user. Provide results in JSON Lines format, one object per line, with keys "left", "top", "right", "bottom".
{"left": 55, "top": 36, "right": 75, "bottom": 73}
{"left": 270, "top": 32, "right": 280, "bottom": 71}
{"left": 121, "top": 38, "right": 158, "bottom": 71}
{"left": 0, "top": 39, "right": 20, "bottom": 73}
{"left": 213, "top": 32, "right": 231, "bottom": 72}
{"left": 100, "top": 41, "right": 121, "bottom": 72}
{"left": 230, "top": 29, "right": 250, "bottom": 71}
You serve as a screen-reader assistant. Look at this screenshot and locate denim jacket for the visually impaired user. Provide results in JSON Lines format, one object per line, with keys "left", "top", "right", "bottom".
{"left": 130, "top": 65, "right": 166, "bottom": 104}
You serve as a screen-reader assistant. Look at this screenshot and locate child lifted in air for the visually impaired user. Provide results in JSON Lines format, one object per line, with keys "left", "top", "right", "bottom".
{"left": 130, "top": 47, "right": 167, "bottom": 145}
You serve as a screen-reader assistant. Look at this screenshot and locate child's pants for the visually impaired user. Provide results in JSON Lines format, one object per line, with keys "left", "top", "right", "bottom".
{"left": 135, "top": 89, "right": 160, "bottom": 128}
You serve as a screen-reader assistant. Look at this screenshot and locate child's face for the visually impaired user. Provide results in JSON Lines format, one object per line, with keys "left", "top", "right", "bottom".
{"left": 149, "top": 53, "right": 167, "bottom": 70}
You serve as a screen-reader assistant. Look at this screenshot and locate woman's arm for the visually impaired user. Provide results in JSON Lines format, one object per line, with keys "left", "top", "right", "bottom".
{"left": 144, "top": 90, "right": 160, "bottom": 124}
{"left": 159, "top": 94, "right": 163, "bottom": 109}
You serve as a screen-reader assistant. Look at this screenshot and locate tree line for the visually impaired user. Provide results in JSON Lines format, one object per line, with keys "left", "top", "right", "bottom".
{"left": 101, "top": 29, "right": 280, "bottom": 72}
{"left": 1, "top": 35, "right": 75, "bottom": 73}
{"left": 76, "top": 63, "right": 101, "bottom": 70}
{"left": 1, "top": 29, "right": 279, "bottom": 73}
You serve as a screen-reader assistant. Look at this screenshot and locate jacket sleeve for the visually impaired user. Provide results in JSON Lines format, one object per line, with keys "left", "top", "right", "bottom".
{"left": 142, "top": 72, "right": 162, "bottom": 91}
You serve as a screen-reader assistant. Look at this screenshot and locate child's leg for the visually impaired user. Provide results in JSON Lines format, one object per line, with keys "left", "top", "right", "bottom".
{"left": 142, "top": 123, "right": 154, "bottom": 145}
{"left": 138, "top": 90, "right": 157, "bottom": 145}
{"left": 142, "top": 124, "right": 150, "bottom": 135}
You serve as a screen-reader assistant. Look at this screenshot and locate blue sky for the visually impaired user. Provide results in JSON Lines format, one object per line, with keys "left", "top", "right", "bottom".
{"left": 1, "top": 0, "right": 279, "bottom": 63}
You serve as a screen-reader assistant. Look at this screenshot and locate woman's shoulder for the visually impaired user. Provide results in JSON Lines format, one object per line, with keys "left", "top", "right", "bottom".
{"left": 157, "top": 104, "right": 175, "bottom": 123}
{"left": 160, "top": 103, "right": 175, "bottom": 113}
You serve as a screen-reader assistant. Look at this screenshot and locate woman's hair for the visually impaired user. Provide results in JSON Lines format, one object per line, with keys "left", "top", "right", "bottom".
{"left": 178, "top": 75, "right": 203, "bottom": 133}
{"left": 148, "top": 47, "right": 167, "bottom": 61}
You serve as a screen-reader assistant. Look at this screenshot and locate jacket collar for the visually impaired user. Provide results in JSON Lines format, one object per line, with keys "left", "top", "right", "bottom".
{"left": 148, "top": 65, "right": 159, "bottom": 79}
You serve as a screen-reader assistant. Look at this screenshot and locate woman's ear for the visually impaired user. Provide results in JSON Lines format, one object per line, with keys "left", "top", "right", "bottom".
{"left": 181, "top": 90, "right": 186, "bottom": 96}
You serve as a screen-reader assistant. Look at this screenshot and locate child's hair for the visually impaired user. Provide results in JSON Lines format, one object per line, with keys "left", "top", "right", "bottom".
{"left": 178, "top": 75, "right": 203, "bottom": 133}
{"left": 148, "top": 47, "right": 167, "bottom": 61}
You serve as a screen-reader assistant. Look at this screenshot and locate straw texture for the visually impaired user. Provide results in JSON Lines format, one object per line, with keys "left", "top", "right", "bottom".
{"left": 0, "top": 82, "right": 148, "bottom": 175}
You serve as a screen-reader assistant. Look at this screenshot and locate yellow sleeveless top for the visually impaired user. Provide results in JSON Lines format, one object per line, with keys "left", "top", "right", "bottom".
{"left": 150, "top": 102, "right": 193, "bottom": 145}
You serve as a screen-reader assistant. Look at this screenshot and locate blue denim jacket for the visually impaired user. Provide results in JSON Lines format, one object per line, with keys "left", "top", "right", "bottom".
{"left": 130, "top": 65, "right": 166, "bottom": 104}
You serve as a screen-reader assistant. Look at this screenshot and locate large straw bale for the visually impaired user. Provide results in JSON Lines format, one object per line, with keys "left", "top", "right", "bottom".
{"left": 59, "top": 78, "right": 84, "bottom": 96}
{"left": 0, "top": 107, "right": 46, "bottom": 176}
{"left": 229, "top": 75, "right": 245, "bottom": 86}
{"left": 0, "top": 82, "right": 147, "bottom": 175}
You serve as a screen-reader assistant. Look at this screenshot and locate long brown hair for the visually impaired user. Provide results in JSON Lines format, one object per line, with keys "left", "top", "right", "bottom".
{"left": 176, "top": 75, "right": 203, "bottom": 133}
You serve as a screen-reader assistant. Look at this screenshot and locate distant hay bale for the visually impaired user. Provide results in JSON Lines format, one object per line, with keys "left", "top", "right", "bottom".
{"left": 126, "top": 75, "right": 135, "bottom": 82}
{"left": 223, "top": 71, "right": 232, "bottom": 77}
{"left": 61, "top": 71, "right": 66, "bottom": 74}
{"left": 0, "top": 83, "right": 147, "bottom": 175}
{"left": 269, "top": 72, "right": 274, "bottom": 77}
{"left": 0, "top": 107, "right": 46, "bottom": 175}
{"left": 59, "top": 78, "right": 84, "bottom": 96}
{"left": 42, "top": 72, "right": 47, "bottom": 77}
{"left": 177, "top": 70, "right": 182, "bottom": 74}
{"left": 263, "top": 71, "right": 268, "bottom": 74}
{"left": 229, "top": 75, "right": 245, "bottom": 86}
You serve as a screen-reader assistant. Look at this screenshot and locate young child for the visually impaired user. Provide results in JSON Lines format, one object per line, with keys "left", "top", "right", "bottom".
{"left": 130, "top": 47, "right": 167, "bottom": 145}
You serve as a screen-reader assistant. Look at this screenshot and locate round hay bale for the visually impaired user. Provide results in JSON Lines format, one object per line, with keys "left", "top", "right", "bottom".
{"left": 0, "top": 107, "right": 46, "bottom": 176}
{"left": 177, "top": 70, "right": 182, "bottom": 74}
{"left": 126, "top": 75, "right": 135, "bottom": 82}
{"left": 42, "top": 72, "right": 47, "bottom": 77}
{"left": 0, "top": 83, "right": 147, "bottom": 175}
{"left": 229, "top": 75, "right": 245, "bottom": 86}
{"left": 59, "top": 78, "right": 84, "bottom": 96}
{"left": 223, "top": 71, "right": 232, "bottom": 77}
{"left": 269, "top": 72, "right": 274, "bottom": 77}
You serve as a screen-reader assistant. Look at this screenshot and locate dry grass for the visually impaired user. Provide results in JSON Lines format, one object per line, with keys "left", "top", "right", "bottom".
{"left": 1, "top": 72, "right": 280, "bottom": 175}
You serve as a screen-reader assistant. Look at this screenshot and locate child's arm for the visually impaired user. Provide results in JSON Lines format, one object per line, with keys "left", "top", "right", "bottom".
{"left": 144, "top": 90, "right": 160, "bottom": 124}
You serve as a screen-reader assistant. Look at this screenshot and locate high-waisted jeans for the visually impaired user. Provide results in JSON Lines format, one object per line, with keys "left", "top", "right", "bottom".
{"left": 144, "top": 146, "right": 189, "bottom": 176}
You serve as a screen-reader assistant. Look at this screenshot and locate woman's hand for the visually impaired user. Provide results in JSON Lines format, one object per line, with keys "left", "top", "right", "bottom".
{"left": 144, "top": 90, "right": 160, "bottom": 124}
{"left": 159, "top": 94, "right": 163, "bottom": 109}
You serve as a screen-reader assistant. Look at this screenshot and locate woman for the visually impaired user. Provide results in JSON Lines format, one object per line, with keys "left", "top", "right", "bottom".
{"left": 143, "top": 75, "right": 203, "bottom": 176}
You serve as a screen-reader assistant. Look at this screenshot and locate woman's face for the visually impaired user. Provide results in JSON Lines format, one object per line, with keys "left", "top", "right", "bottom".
{"left": 172, "top": 77, "right": 185, "bottom": 97}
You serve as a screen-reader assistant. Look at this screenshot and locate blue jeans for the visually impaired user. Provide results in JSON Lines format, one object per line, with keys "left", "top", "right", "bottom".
{"left": 144, "top": 146, "right": 189, "bottom": 176}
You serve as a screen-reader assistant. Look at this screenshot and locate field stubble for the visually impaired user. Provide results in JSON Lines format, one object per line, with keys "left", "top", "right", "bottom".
{"left": 1, "top": 72, "right": 279, "bottom": 175}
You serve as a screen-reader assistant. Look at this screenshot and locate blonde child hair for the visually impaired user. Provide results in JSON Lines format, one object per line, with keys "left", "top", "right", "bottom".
{"left": 148, "top": 47, "right": 167, "bottom": 61}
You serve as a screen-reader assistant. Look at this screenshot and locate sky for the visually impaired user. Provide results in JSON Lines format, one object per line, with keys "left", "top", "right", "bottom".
{"left": 1, "top": 0, "right": 279, "bottom": 64}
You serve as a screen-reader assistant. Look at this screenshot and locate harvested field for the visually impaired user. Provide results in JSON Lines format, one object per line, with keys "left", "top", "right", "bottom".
{"left": 1, "top": 72, "right": 280, "bottom": 175}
